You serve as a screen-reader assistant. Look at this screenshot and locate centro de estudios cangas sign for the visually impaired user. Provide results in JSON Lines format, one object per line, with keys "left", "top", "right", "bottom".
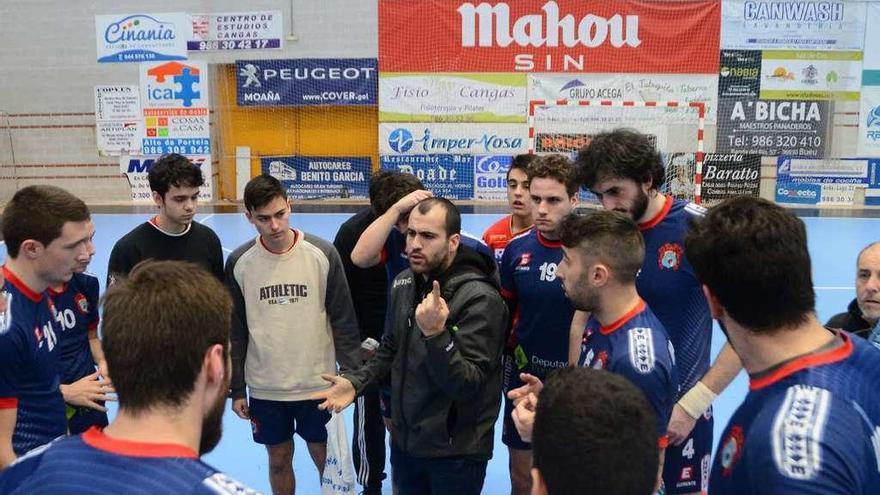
{"left": 378, "top": 0, "right": 720, "bottom": 73}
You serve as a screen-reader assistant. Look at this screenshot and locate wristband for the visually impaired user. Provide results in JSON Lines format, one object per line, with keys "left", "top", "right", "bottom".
{"left": 677, "top": 381, "right": 716, "bottom": 419}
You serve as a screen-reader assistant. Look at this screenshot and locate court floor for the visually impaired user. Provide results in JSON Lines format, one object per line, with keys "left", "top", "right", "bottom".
{"left": 3, "top": 210, "right": 877, "bottom": 494}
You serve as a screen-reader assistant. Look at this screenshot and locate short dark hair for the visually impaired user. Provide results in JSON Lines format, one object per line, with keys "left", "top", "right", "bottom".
{"left": 574, "top": 129, "right": 665, "bottom": 191}
{"left": 414, "top": 197, "right": 461, "bottom": 236}
{"left": 685, "top": 196, "right": 815, "bottom": 332}
{"left": 527, "top": 154, "right": 579, "bottom": 197}
{"left": 1, "top": 185, "right": 90, "bottom": 258}
{"left": 857, "top": 241, "right": 880, "bottom": 266}
{"left": 558, "top": 211, "right": 644, "bottom": 284}
{"left": 508, "top": 154, "right": 538, "bottom": 181}
{"left": 101, "top": 260, "right": 232, "bottom": 413}
{"left": 244, "top": 174, "right": 287, "bottom": 212}
{"left": 534, "top": 367, "right": 658, "bottom": 495}
{"left": 148, "top": 153, "right": 205, "bottom": 198}
{"left": 371, "top": 171, "right": 424, "bottom": 216}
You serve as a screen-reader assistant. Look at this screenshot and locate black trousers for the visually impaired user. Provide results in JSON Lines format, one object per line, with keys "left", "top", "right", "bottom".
{"left": 352, "top": 390, "right": 387, "bottom": 492}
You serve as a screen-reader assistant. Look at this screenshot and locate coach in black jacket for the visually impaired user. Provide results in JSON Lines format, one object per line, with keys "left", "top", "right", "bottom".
{"left": 313, "top": 197, "right": 508, "bottom": 495}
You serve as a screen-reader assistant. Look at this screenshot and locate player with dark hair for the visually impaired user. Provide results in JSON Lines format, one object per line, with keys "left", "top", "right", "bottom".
{"left": 827, "top": 241, "right": 880, "bottom": 339}
{"left": 510, "top": 210, "right": 677, "bottom": 492}
{"left": 107, "top": 153, "right": 222, "bottom": 285}
{"left": 314, "top": 197, "right": 507, "bottom": 495}
{"left": 332, "top": 172, "right": 395, "bottom": 495}
{"left": 0, "top": 185, "right": 93, "bottom": 467}
{"left": 499, "top": 154, "right": 579, "bottom": 495}
{"left": 482, "top": 154, "right": 536, "bottom": 263}
{"left": 48, "top": 219, "right": 114, "bottom": 435}
{"left": 227, "top": 174, "right": 361, "bottom": 495}
{"left": 681, "top": 196, "right": 880, "bottom": 494}
{"left": 529, "top": 367, "right": 661, "bottom": 495}
{"left": 575, "top": 129, "right": 741, "bottom": 495}
{"left": 0, "top": 260, "right": 260, "bottom": 494}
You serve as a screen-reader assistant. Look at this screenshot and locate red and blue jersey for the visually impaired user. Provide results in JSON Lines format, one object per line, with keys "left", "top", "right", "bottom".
{"left": 637, "top": 196, "right": 711, "bottom": 398}
{"left": 0, "top": 427, "right": 261, "bottom": 494}
{"left": 482, "top": 214, "right": 532, "bottom": 264}
{"left": 500, "top": 229, "right": 574, "bottom": 379}
{"left": 48, "top": 273, "right": 100, "bottom": 385}
{"left": 578, "top": 299, "right": 678, "bottom": 446}
{"left": 710, "top": 331, "right": 880, "bottom": 494}
{"left": 0, "top": 266, "right": 66, "bottom": 455}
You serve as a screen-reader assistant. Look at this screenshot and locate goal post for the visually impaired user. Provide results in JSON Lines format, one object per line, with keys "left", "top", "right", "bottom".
{"left": 527, "top": 100, "right": 706, "bottom": 204}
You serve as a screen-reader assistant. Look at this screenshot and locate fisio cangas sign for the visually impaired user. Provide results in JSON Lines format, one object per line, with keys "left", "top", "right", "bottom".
{"left": 379, "top": 0, "right": 720, "bottom": 73}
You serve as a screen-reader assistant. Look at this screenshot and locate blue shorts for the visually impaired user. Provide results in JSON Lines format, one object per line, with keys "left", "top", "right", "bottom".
{"left": 501, "top": 365, "right": 530, "bottom": 450}
{"left": 662, "top": 407, "right": 713, "bottom": 495}
{"left": 248, "top": 398, "right": 330, "bottom": 446}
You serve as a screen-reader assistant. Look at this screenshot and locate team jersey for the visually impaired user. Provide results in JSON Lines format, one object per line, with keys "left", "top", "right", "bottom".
{"left": 481, "top": 214, "right": 533, "bottom": 264}
{"left": 380, "top": 228, "right": 494, "bottom": 283}
{"left": 710, "top": 331, "right": 880, "bottom": 495}
{"left": 637, "top": 196, "right": 711, "bottom": 397}
{"left": 0, "top": 427, "right": 261, "bottom": 494}
{"left": 578, "top": 299, "right": 677, "bottom": 444}
{"left": 0, "top": 266, "right": 66, "bottom": 455}
{"left": 500, "top": 229, "right": 574, "bottom": 379}
{"left": 48, "top": 273, "right": 100, "bottom": 385}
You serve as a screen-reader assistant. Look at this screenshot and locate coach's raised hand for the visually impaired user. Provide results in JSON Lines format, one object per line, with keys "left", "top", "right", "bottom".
{"left": 312, "top": 374, "right": 356, "bottom": 413}
{"left": 416, "top": 280, "right": 449, "bottom": 338}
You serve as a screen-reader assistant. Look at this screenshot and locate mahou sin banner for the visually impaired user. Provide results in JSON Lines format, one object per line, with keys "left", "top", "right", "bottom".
{"left": 379, "top": 0, "right": 720, "bottom": 73}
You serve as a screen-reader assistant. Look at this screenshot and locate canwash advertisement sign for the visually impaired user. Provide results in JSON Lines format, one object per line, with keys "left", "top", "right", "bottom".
{"left": 96, "top": 13, "right": 188, "bottom": 63}
{"left": 379, "top": 124, "right": 529, "bottom": 156}
{"left": 721, "top": 0, "right": 867, "bottom": 50}
{"left": 379, "top": 0, "right": 721, "bottom": 73}
{"left": 189, "top": 11, "right": 282, "bottom": 51}
{"left": 529, "top": 73, "right": 718, "bottom": 122}
{"left": 759, "top": 50, "right": 862, "bottom": 101}
{"left": 379, "top": 73, "right": 527, "bottom": 123}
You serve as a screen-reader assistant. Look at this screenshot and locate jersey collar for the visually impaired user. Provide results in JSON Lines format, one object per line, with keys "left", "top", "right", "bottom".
{"left": 149, "top": 216, "right": 192, "bottom": 237}
{"left": 2, "top": 265, "right": 42, "bottom": 303}
{"left": 259, "top": 228, "right": 299, "bottom": 255}
{"left": 600, "top": 299, "right": 646, "bottom": 335}
{"left": 748, "top": 330, "right": 853, "bottom": 391}
{"left": 82, "top": 427, "right": 198, "bottom": 459}
{"left": 638, "top": 195, "right": 673, "bottom": 231}
{"left": 536, "top": 231, "right": 562, "bottom": 248}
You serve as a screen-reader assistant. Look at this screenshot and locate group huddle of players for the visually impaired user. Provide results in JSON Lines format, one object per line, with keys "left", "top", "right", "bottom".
{"left": 1, "top": 128, "right": 879, "bottom": 495}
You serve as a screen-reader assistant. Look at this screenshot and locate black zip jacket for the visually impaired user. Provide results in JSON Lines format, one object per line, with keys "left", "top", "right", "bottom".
{"left": 344, "top": 245, "right": 507, "bottom": 459}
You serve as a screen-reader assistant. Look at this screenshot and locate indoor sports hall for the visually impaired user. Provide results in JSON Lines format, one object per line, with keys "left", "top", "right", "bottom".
{"left": 2, "top": 1, "right": 880, "bottom": 495}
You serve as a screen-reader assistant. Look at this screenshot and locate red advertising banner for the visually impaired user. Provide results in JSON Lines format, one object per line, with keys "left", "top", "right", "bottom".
{"left": 379, "top": 0, "right": 720, "bottom": 74}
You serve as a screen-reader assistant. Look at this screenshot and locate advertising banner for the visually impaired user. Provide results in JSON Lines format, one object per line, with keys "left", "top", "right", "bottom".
{"left": 96, "top": 13, "right": 188, "bottom": 63}
{"left": 261, "top": 156, "right": 371, "bottom": 199}
{"left": 700, "top": 153, "right": 761, "bottom": 204}
{"left": 859, "top": 7, "right": 880, "bottom": 157}
{"left": 529, "top": 73, "right": 718, "bottom": 122}
{"left": 120, "top": 155, "right": 212, "bottom": 202}
{"left": 379, "top": 123, "right": 529, "bottom": 156}
{"left": 379, "top": 0, "right": 721, "bottom": 74}
{"left": 139, "top": 60, "right": 210, "bottom": 155}
{"left": 379, "top": 74, "right": 527, "bottom": 123}
{"left": 721, "top": 0, "right": 867, "bottom": 50}
{"left": 236, "top": 59, "right": 377, "bottom": 106}
{"left": 189, "top": 11, "right": 282, "bottom": 51}
{"left": 94, "top": 85, "right": 142, "bottom": 155}
{"left": 716, "top": 99, "right": 827, "bottom": 157}
{"left": 380, "top": 155, "right": 475, "bottom": 199}
{"left": 776, "top": 156, "right": 871, "bottom": 206}
{"left": 719, "top": 50, "right": 762, "bottom": 98}
{"left": 473, "top": 155, "right": 513, "bottom": 200}
{"left": 759, "top": 50, "right": 862, "bottom": 101}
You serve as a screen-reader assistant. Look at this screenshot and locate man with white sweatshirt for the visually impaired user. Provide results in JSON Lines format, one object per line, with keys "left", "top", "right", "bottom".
{"left": 226, "top": 174, "right": 361, "bottom": 495}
